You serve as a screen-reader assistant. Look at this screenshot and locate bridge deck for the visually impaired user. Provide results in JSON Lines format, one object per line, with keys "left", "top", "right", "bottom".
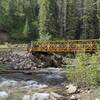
{"left": 28, "top": 39, "right": 100, "bottom": 53}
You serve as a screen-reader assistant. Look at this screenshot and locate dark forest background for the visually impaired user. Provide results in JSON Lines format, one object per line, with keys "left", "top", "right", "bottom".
{"left": 0, "top": 0, "right": 100, "bottom": 41}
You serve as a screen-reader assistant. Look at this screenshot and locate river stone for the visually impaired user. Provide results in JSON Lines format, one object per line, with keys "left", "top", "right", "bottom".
{"left": 22, "top": 95, "right": 31, "bottom": 100}
{"left": 95, "top": 98, "right": 100, "bottom": 100}
{"left": 66, "top": 84, "right": 77, "bottom": 94}
{"left": 26, "top": 81, "right": 38, "bottom": 85}
{"left": 0, "top": 80, "right": 17, "bottom": 87}
{"left": 0, "top": 91, "right": 8, "bottom": 99}
{"left": 31, "top": 93, "right": 50, "bottom": 100}
{"left": 70, "top": 95, "right": 78, "bottom": 100}
{"left": 50, "top": 92, "right": 62, "bottom": 100}
{"left": 71, "top": 94, "right": 81, "bottom": 100}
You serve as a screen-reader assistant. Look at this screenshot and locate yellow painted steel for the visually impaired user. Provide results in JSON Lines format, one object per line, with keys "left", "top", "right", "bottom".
{"left": 28, "top": 39, "right": 100, "bottom": 53}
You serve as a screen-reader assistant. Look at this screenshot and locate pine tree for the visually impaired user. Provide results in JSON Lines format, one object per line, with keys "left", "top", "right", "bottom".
{"left": 38, "top": 0, "right": 49, "bottom": 36}
{"left": 23, "top": 17, "right": 29, "bottom": 38}
{"left": 38, "top": 0, "right": 57, "bottom": 40}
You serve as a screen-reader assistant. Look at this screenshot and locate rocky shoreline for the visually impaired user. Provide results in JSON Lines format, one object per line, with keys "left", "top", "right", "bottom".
{"left": 0, "top": 50, "right": 65, "bottom": 70}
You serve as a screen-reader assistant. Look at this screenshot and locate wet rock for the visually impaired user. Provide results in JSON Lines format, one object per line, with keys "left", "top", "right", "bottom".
{"left": 45, "top": 74, "right": 65, "bottom": 85}
{"left": 22, "top": 95, "right": 31, "bottom": 100}
{"left": 0, "top": 80, "right": 17, "bottom": 87}
{"left": 66, "top": 84, "right": 78, "bottom": 94}
{"left": 26, "top": 80, "right": 38, "bottom": 85}
{"left": 70, "top": 95, "right": 78, "bottom": 100}
{"left": 50, "top": 92, "right": 62, "bottom": 100}
{"left": 30, "top": 92, "right": 64, "bottom": 100}
{"left": 0, "top": 91, "right": 8, "bottom": 99}
{"left": 71, "top": 94, "right": 80, "bottom": 100}
{"left": 0, "top": 57, "right": 3, "bottom": 61}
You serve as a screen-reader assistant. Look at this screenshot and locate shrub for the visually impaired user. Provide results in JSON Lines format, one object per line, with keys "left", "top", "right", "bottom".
{"left": 38, "top": 32, "right": 51, "bottom": 42}
{"left": 66, "top": 52, "right": 100, "bottom": 88}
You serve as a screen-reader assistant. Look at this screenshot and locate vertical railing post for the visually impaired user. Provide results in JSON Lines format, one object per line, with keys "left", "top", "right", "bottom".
{"left": 29, "top": 41, "right": 33, "bottom": 52}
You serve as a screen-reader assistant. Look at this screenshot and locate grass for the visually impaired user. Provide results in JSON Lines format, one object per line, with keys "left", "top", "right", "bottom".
{"left": 0, "top": 43, "right": 27, "bottom": 50}
{"left": 0, "top": 44, "right": 9, "bottom": 48}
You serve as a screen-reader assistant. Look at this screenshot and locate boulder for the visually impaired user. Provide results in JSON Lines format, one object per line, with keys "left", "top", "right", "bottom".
{"left": 66, "top": 84, "right": 78, "bottom": 94}
{"left": 95, "top": 98, "right": 100, "bottom": 100}
{"left": 0, "top": 80, "right": 17, "bottom": 87}
{"left": 70, "top": 95, "right": 78, "bottom": 100}
{"left": 22, "top": 95, "right": 31, "bottom": 100}
{"left": 50, "top": 92, "right": 62, "bottom": 100}
{"left": 31, "top": 92, "right": 63, "bottom": 100}
{"left": 0, "top": 91, "right": 8, "bottom": 99}
{"left": 26, "top": 81, "right": 38, "bottom": 85}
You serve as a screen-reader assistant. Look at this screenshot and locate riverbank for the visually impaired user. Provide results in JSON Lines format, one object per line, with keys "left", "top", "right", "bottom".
{"left": 0, "top": 50, "right": 65, "bottom": 70}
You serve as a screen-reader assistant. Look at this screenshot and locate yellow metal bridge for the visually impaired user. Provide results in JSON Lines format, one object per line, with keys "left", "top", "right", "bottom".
{"left": 28, "top": 39, "right": 100, "bottom": 53}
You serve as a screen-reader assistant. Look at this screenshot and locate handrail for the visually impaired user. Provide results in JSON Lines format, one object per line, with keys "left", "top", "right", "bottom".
{"left": 28, "top": 39, "right": 100, "bottom": 53}
{"left": 32, "top": 39, "right": 100, "bottom": 42}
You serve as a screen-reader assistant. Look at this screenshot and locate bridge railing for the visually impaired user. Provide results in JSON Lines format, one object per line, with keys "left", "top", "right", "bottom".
{"left": 28, "top": 39, "right": 100, "bottom": 52}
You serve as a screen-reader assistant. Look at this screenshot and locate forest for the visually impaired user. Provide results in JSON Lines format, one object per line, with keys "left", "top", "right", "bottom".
{"left": 0, "top": 0, "right": 100, "bottom": 42}
{"left": 0, "top": 1, "right": 100, "bottom": 100}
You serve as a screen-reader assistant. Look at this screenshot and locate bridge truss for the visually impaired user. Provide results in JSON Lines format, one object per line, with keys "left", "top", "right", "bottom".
{"left": 28, "top": 39, "right": 100, "bottom": 53}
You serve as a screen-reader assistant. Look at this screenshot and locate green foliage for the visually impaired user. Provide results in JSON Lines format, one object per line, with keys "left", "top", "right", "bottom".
{"left": 23, "top": 17, "right": 29, "bottom": 38}
{"left": 66, "top": 53, "right": 100, "bottom": 87}
{"left": 0, "top": 0, "right": 100, "bottom": 41}
{"left": 38, "top": 0, "right": 57, "bottom": 38}
{"left": 90, "top": 51, "right": 100, "bottom": 83}
{"left": 38, "top": 32, "right": 51, "bottom": 42}
{"left": 38, "top": 0, "right": 48, "bottom": 35}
